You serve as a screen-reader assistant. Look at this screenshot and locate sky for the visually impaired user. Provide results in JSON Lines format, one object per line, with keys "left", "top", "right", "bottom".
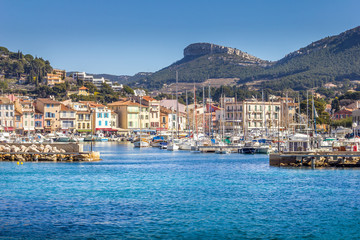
{"left": 1, "top": 0, "right": 360, "bottom": 76}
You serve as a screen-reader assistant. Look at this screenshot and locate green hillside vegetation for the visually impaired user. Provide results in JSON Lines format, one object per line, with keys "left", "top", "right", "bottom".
{"left": 130, "top": 26, "right": 360, "bottom": 91}
{"left": 0, "top": 46, "right": 53, "bottom": 85}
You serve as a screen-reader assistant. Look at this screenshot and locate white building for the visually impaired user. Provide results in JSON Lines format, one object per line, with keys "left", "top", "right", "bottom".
{"left": 0, "top": 97, "right": 15, "bottom": 132}
{"left": 87, "top": 102, "right": 113, "bottom": 133}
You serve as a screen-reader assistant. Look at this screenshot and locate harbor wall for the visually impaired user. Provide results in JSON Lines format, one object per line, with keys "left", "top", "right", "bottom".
{"left": 1, "top": 143, "right": 83, "bottom": 153}
{"left": 270, "top": 152, "right": 360, "bottom": 167}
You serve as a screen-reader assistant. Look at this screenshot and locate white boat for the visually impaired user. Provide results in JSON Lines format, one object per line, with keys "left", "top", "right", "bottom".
{"left": 179, "top": 140, "right": 192, "bottom": 150}
{"left": 215, "top": 148, "right": 231, "bottom": 154}
{"left": 167, "top": 139, "right": 180, "bottom": 151}
{"left": 133, "top": 140, "right": 150, "bottom": 148}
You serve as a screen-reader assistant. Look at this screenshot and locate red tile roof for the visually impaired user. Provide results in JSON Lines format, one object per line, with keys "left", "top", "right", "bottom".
{"left": 60, "top": 104, "right": 75, "bottom": 111}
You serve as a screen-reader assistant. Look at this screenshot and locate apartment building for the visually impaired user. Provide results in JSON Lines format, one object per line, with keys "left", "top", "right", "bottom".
{"left": 59, "top": 104, "right": 76, "bottom": 133}
{"left": 14, "top": 99, "right": 35, "bottom": 133}
{"left": 85, "top": 102, "right": 112, "bottom": 133}
{"left": 35, "top": 98, "right": 61, "bottom": 133}
{"left": 108, "top": 100, "right": 149, "bottom": 130}
{"left": 0, "top": 97, "right": 15, "bottom": 132}
{"left": 136, "top": 96, "right": 160, "bottom": 129}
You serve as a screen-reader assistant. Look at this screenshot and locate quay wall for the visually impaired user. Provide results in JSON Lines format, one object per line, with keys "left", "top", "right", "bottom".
{"left": 270, "top": 151, "right": 360, "bottom": 167}
{"left": 1, "top": 143, "right": 83, "bottom": 153}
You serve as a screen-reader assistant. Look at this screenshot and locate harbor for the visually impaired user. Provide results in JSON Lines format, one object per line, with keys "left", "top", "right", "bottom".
{"left": 2, "top": 143, "right": 359, "bottom": 239}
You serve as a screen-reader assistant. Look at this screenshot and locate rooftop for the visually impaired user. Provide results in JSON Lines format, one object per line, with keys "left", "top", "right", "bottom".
{"left": 37, "top": 98, "right": 60, "bottom": 105}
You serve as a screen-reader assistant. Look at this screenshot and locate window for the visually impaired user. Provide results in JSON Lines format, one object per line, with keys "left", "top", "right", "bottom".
{"left": 129, "top": 121, "right": 133, "bottom": 127}
{"left": 78, "top": 123, "right": 81, "bottom": 129}
{"left": 16, "top": 116, "right": 20, "bottom": 121}
{"left": 47, "top": 104, "right": 50, "bottom": 108}
{"left": 99, "top": 121, "right": 101, "bottom": 126}
{"left": 25, "top": 121, "right": 28, "bottom": 126}
{"left": 31, "top": 121, "right": 34, "bottom": 126}
{"left": 105, "top": 121, "right": 108, "bottom": 126}
{"left": 87, "top": 123, "right": 90, "bottom": 129}
{"left": 104, "top": 113, "right": 108, "bottom": 118}
{"left": 47, "top": 120, "right": 51, "bottom": 126}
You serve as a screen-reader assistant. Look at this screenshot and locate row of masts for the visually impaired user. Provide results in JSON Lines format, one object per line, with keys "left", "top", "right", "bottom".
{"left": 172, "top": 72, "right": 319, "bottom": 139}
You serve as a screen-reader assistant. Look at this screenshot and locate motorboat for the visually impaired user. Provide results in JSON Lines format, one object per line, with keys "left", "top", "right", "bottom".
{"left": 240, "top": 142, "right": 256, "bottom": 154}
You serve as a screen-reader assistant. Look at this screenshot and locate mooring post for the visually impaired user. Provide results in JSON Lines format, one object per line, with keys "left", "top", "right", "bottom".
{"left": 311, "top": 157, "right": 315, "bottom": 169}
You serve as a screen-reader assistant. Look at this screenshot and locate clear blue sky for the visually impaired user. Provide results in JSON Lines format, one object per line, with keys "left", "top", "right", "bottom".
{"left": 1, "top": 0, "right": 359, "bottom": 75}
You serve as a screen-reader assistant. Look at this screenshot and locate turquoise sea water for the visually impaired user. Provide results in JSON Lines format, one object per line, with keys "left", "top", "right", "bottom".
{"left": 1, "top": 143, "right": 360, "bottom": 239}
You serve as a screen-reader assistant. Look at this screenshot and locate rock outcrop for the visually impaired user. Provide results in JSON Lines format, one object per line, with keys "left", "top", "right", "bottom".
{"left": 183, "top": 43, "right": 263, "bottom": 62}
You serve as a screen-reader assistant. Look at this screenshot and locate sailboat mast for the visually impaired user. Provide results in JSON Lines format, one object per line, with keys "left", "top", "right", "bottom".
{"left": 208, "top": 82, "right": 212, "bottom": 138}
{"left": 176, "top": 71, "right": 179, "bottom": 138}
{"left": 203, "top": 86, "right": 205, "bottom": 134}
{"left": 186, "top": 90, "right": 190, "bottom": 138}
{"left": 194, "top": 85, "right": 198, "bottom": 138}
{"left": 262, "top": 90, "right": 265, "bottom": 135}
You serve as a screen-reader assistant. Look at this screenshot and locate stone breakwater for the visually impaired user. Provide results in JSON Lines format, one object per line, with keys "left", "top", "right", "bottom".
{"left": 270, "top": 152, "right": 360, "bottom": 168}
{"left": 0, "top": 143, "right": 100, "bottom": 162}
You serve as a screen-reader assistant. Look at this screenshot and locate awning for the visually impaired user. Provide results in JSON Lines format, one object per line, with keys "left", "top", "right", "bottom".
{"left": 95, "top": 128, "right": 117, "bottom": 132}
{"left": 77, "top": 129, "right": 92, "bottom": 132}
{"left": 3, "top": 127, "right": 14, "bottom": 131}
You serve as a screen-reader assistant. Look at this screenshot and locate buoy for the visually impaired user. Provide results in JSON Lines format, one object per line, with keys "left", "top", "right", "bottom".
{"left": 17, "top": 162, "right": 19, "bottom": 165}
{"left": 21, "top": 162, "right": 23, "bottom": 165}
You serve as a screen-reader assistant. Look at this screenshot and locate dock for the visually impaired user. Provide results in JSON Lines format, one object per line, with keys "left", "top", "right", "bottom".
{"left": 198, "top": 145, "right": 240, "bottom": 153}
{"left": 269, "top": 151, "right": 360, "bottom": 168}
{"left": 0, "top": 143, "right": 100, "bottom": 162}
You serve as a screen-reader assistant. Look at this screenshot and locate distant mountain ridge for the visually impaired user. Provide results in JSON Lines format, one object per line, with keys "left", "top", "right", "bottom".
{"left": 126, "top": 26, "right": 360, "bottom": 91}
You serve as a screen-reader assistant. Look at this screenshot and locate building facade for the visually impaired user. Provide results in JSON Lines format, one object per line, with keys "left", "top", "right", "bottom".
{"left": 0, "top": 97, "right": 15, "bottom": 132}
{"left": 35, "top": 98, "right": 61, "bottom": 133}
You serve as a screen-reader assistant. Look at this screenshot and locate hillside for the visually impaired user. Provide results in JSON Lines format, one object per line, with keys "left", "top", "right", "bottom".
{"left": 128, "top": 26, "right": 360, "bottom": 91}
{"left": 128, "top": 43, "right": 272, "bottom": 89}
{"left": 0, "top": 47, "right": 53, "bottom": 85}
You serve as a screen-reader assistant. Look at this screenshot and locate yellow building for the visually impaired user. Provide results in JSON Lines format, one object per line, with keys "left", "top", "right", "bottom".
{"left": 108, "top": 100, "right": 149, "bottom": 130}
{"left": 46, "top": 73, "right": 64, "bottom": 86}
{"left": 78, "top": 86, "right": 89, "bottom": 96}
{"left": 46, "top": 69, "right": 66, "bottom": 86}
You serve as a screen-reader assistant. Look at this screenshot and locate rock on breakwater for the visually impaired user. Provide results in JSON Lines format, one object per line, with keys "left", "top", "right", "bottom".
{"left": 0, "top": 143, "right": 100, "bottom": 162}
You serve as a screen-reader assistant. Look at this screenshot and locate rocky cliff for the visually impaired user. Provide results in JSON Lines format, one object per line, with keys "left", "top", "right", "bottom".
{"left": 183, "top": 43, "right": 263, "bottom": 62}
